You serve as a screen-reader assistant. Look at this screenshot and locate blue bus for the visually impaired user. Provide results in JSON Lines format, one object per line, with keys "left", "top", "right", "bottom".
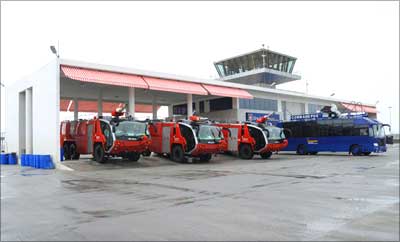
{"left": 278, "top": 112, "right": 392, "bottom": 156}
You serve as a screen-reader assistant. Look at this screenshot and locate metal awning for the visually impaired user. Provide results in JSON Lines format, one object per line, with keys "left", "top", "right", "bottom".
{"left": 142, "top": 76, "right": 208, "bottom": 95}
{"left": 61, "top": 65, "right": 148, "bottom": 89}
{"left": 341, "top": 102, "right": 377, "bottom": 113}
{"left": 201, "top": 84, "right": 253, "bottom": 99}
{"left": 60, "top": 99, "right": 159, "bottom": 113}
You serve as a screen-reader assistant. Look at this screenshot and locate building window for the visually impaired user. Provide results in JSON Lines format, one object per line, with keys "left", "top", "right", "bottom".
{"left": 239, "top": 98, "right": 277, "bottom": 111}
{"left": 173, "top": 103, "right": 196, "bottom": 115}
{"left": 209, "top": 97, "right": 233, "bottom": 112}
{"left": 199, "top": 101, "right": 205, "bottom": 113}
{"left": 173, "top": 104, "right": 187, "bottom": 115}
{"left": 308, "top": 103, "right": 324, "bottom": 113}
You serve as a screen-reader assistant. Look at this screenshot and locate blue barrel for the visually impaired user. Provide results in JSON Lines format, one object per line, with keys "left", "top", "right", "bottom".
{"left": 40, "top": 155, "right": 54, "bottom": 169}
{"left": 8, "top": 153, "right": 17, "bottom": 165}
{"left": 21, "top": 154, "right": 26, "bottom": 166}
{"left": 0, "top": 153, "right": 9, "bottom": 164}
{"left": 34, "top": 155, "right": 40, "bottom": 168}
{"left": 60, "top": 148, "right": 64, "bottom": 162}
{"left": 26, "top": 154, "right": 33, "bottom": 167}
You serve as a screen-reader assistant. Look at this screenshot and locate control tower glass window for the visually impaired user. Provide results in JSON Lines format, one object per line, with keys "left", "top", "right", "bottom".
{"left": 214, "top": 49, "right": 297, "bottom": 77}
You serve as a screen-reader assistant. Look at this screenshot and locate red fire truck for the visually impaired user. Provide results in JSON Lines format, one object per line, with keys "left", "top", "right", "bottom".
{"left": 60, "top": 110, "right": 150, "bottom": 163}
{"left": 147, "top": 116, "right": 227, "bottom": 163}
{"left": 216, "top": 115, "right": 287, "bottom": 159}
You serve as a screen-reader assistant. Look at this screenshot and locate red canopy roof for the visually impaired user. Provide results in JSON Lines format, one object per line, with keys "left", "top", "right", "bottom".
{"left": 202, "top": 84, "right": 253, "bottom": 99}
{"left": 143, "top": 76, "right": 208, "bottom": 95}
{"left": 60, "top": 99, "right": 159, "bottom": 113}
{"left": 341, "top": 103, "right": 377, "bottom": 113}
{"left": 61, "top": 65, "right": 148, "bottom": 88}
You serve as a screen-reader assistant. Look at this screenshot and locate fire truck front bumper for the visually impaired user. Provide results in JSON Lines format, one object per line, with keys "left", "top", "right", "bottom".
{"left": 110, "top": 139, "right": 150, "bottom": 155}
{"left": 259, "top": 139, "right": 289, "bottom": 154}
{"left": 190, "top": 142, "right": 227, "bottom": 156}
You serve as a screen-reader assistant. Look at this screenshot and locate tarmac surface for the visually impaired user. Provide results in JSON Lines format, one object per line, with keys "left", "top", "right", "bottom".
{"left": 1, "top": 145, "right": 399, "bottom": 241}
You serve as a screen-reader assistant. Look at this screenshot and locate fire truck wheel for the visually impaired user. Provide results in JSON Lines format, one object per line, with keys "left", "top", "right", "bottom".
{"left": 128, "top": 152, "right": 140, "bottom": 162}
{"left": 296, "top": 144, "right": 307, "bottom": 155}
{"left": 239, "top": 144, "right": 254, "bottom": 159}
{"left": 70, "top": 143, "right": 80, "bottom": 160}
{"left": 350, "top": 145, "right": 362, "bottom": 156}
{"left": 142, "top": 150, "right": 151, "bottom": 157}
{"left": 171, "top": 145, "right": 185, "bottom": 163}
{"left": 63, "top": 143, "right": 71, "bottom": 160}
{"left": 260, "top": 151, "right": 273, "bottom": 159}
{"left": 94, "top": 144, "right": 106, "bottom": 163}
{"left": 199, "top": 154, "right": 212, "bottom": 162}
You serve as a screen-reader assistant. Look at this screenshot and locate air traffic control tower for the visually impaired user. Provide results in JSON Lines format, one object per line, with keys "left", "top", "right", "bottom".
{"left": 214, "top": 48, "right": 301, "bottom": 87}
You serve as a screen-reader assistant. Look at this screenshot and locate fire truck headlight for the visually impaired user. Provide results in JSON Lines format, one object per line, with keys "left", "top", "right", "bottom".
{"left": 373, "top": 143, "right": 378, "bottom": 147}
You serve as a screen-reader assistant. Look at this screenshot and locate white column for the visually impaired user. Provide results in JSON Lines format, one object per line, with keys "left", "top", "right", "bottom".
{"left": 97, "top": 89, "right": 103, "bottom": 117}
{"left": 187, "top": 94, "right": 193, "bottom": 118}
{"left": 128, "top": 87, "right": 135, "bottom": 118}
{"left": 25, "top": 88, "right": 32, "bottom": 154}
{"left": 74, "top": 98, "right": 79, "bottom": 120}
{"left": 168, "top": 104, "right": 173, "bottom": 118}
{"left": 304, "top": 102, "right": 308, "bottom": 114}
{"left": 152, "top": 95, "right": 157, "bottom": 119}
{"left": 232, "top": 97, "right": 240, "bottom": 122}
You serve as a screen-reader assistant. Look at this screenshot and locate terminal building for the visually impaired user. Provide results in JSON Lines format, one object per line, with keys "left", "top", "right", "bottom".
{"left": 4, "top": 48, "right": 377, "bottom": 167}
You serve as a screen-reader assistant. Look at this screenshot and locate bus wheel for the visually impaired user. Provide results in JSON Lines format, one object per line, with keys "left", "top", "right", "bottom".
{"left": 296, "top": 145, "right": 307, "bottom": 155}
{"left": 63, "top": 143, "right": 71, "bottom": 160}
{"left": 171, "top": 145, "right": 185, "bottom": 163}
{"left": 70, "top": 143, "right": 80, "bottom": 160}
{"left": 239, "top": 144, "right": 254, "bottom": 159}
{"left": 199, "top": 154, "right": 212, "bottom": 162}
{"left": 363, "top": 152, "right": 371, "bottom": 156}
{"left": 260, "top": 151, "right": 273, "bottom": 159}
{"left": 350, "top": 145, "right": 362, "bottom": 156}
{"left": 128, "top": 152, "right": 140, "bottom": 162}
{"left": 94, "top": 144, "right": 106, "bottom": 163}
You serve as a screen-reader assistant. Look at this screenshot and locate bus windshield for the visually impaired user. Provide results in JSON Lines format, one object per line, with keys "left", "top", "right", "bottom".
{"left": 114, "top": 121, "right": 147, "bottom": 139}
{"left": 197, "top": 125, "right": 223, "bottom": 143}
{"left": 371, "top": 124, "right": 385, "bottom": 138}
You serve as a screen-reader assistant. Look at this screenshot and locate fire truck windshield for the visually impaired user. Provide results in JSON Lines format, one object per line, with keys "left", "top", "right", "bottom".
{"left": 196, "top": 125, "right": 223, "bottom": 143}
{"left": 114, "top": 121, "right": 147, "bottom": 139}
{"left": 259, "top": 124, "right": 285, "bottom": 140}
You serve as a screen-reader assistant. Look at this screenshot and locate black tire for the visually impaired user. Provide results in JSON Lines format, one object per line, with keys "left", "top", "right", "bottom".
{"left": 63, "top": 143, "right": 71, "bottom": 160}
{"left": 70, "top": 143, "right": 80, "bottom": 160}
{"left": 296, "top": 144, "right": 307, "bottom": 155}
{"left": 171, "top": 145, "right": 185, "bottom": 163}
{"left": 350, "top": 145, "right": 362, "bottom": 156}
{"left": 363, "top": 152, "right": 371, "bottom": 156}
{"left": 142, "top": 150, "right": 151, "bottom": 157}
{"left": 127, "top": 152, "right": 140, "bottom": 162}
{"left": 199, "top": 154, "right": 212, "bottom": 162}
{"left": 239, "top": 144, "right": 254, "bottom": 159}
{"left": 260, "top": 151, "right": 273, "bottom": 159}
{"left": 309, "top": 152, "right": 318, "bottom": 155}
{"left": 94, "top": 144, "right": 106, "bottom": 163}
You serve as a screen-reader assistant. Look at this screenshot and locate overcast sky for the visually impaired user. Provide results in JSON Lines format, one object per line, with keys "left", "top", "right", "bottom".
{"left": 1, "top": 1, "right": 399, "bottom": 132}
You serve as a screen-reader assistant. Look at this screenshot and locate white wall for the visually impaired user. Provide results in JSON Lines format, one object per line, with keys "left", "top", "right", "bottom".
{"left": 6, "top": 59, "right": 60, "bottom": 166}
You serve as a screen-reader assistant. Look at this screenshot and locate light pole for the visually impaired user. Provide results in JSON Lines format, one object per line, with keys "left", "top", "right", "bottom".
{"left": 388, "top": 106, "right": 392, "bottom": 127}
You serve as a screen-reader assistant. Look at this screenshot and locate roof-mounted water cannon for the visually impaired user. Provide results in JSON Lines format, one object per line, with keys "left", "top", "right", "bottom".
{"left": 111, "top": 104, "right": 126, "bottom": 117}
{"left": 320, "top": 103, "right": 341, "bottom": 118}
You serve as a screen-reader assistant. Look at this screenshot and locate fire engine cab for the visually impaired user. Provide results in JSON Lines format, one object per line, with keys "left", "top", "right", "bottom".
{"left": 216, "top": 115, "right": 287, "bottom": 159}
{"left": 147, "top": 115, "right": 227, "bottom": 163}
{"left": 60, "top": 107, "right": 150, "bottom": 163}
